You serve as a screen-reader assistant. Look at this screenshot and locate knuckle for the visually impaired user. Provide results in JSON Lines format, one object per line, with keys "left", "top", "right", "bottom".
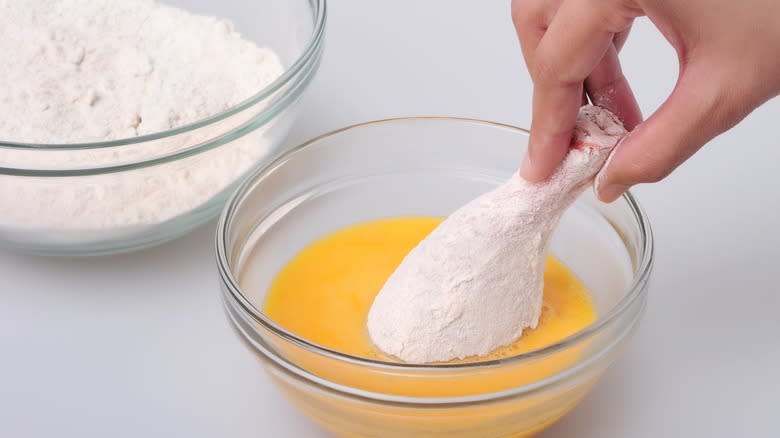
{"left": 594, "top": 0, "right": 638, "bottom": 31}
{"left": 603, "top": 9, "right": 635, "bottom": 33}
{"left": 531, "top": 56, "right": 579, "bottom": 86}
{"left": 530, "top": 57, "right": 553, "bottom": 82}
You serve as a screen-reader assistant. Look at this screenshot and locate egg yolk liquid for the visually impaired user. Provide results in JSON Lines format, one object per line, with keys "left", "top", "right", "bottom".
{"left": 265, "top": 217, "right": 596, "bottom": 365}
{"left": 261, "top": 217, "right": 600, "bottom": 438}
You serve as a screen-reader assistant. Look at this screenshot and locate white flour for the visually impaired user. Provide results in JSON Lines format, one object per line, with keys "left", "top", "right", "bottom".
{"left": 0, "top": 0, "right": 284, "bottom": 229}
{"left": 367, "top": 106, "right": 628, "bottom": 363}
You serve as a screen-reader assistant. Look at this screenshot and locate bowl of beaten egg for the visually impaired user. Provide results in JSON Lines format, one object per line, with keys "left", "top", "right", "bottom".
{"left": 217, "top": 117, "right": 653, "bottom": 438}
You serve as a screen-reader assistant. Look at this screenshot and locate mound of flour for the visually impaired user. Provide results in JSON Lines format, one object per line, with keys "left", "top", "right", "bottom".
{"left": 0, "top": 0, "right": 283, "bottom": 143}
{"left": 0, "top": 0, "right": 285, "bottom": 230}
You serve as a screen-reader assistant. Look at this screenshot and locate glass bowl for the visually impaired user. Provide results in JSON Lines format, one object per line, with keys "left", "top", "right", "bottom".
{"left": 217, "top": 117, "right": 653, "bottom": 438}
{"left": 0, "top": 0, "right": 326, "bottom": 256}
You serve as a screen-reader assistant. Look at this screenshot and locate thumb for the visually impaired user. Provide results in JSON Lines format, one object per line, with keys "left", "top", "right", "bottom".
{"left": 595, "top": 63, "right": 744, "bottom": 202}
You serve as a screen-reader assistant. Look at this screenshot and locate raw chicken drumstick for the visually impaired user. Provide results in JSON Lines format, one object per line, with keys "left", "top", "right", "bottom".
{"left": 367, "top": 105, "right": 628, "bottom": 363}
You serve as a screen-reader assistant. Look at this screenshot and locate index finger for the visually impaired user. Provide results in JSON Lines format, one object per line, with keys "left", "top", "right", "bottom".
{"left": 511, "top": 0, "right": 562, "bottom": 68}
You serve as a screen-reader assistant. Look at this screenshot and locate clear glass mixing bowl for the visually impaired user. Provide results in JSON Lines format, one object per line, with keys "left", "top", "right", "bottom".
{"left": 217, "top": 117, "right": 654, "bottom": 438}
{"left": 0, "top": 0, "right": 326, "bottom": 255}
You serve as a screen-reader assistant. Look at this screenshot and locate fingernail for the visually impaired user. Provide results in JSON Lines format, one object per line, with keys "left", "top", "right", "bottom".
{"left": 597, "top": 183, "right": 630, "bottom": 202}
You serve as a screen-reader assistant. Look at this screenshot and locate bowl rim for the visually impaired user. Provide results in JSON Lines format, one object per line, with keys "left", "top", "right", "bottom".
{"left": 0, "top": 0, "right": 327, "bottom": 151}
{"left": 216, "top": 116, "right": 654, "bottom": 400}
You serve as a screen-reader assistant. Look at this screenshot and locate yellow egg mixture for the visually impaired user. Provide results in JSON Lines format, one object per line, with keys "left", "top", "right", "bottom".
{"left": 262, "top": 217, "right": 600, "bottom": 438}
{"left": 265, "top": 217, "right": 596, "bottom": 364}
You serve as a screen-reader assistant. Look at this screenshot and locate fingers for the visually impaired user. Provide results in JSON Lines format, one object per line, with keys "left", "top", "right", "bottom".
{"left": 521, "top": 77, "right": 586, "bottom": 181}
{"left": 585, "top": 44, "right": 643, "bottom": 130}
{"left": 511, "top": 0, "right": 561, "bottom": 69}
{"left": 584, "top": 24, "right": 642, "bottom": 130}
{"left": 521, "top": 0, "right": 630, "bottom": 182}
{"left": 595, "top": 65, "right": 742, "bottom": 202}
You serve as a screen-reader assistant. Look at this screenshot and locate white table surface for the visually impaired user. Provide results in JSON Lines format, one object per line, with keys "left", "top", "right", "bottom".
{"left": 2, "top": 1, "right": 779, "bottom": 437}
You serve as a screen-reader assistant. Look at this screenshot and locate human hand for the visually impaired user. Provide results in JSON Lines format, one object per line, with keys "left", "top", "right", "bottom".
{"left": 512, "top": 0, "right": 780, "bottom": 201}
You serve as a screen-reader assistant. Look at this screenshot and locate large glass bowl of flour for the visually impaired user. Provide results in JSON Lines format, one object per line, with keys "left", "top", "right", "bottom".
{"left": 0, "top": 0, "right": 325, "bottom": 255}
{"left": 217, "top": 117, "right": 654, "bottom": 437}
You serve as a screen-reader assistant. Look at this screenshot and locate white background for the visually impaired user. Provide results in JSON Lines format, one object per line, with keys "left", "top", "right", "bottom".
{"left": 2, "top": 1, "right": 780, "bottom": 437}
